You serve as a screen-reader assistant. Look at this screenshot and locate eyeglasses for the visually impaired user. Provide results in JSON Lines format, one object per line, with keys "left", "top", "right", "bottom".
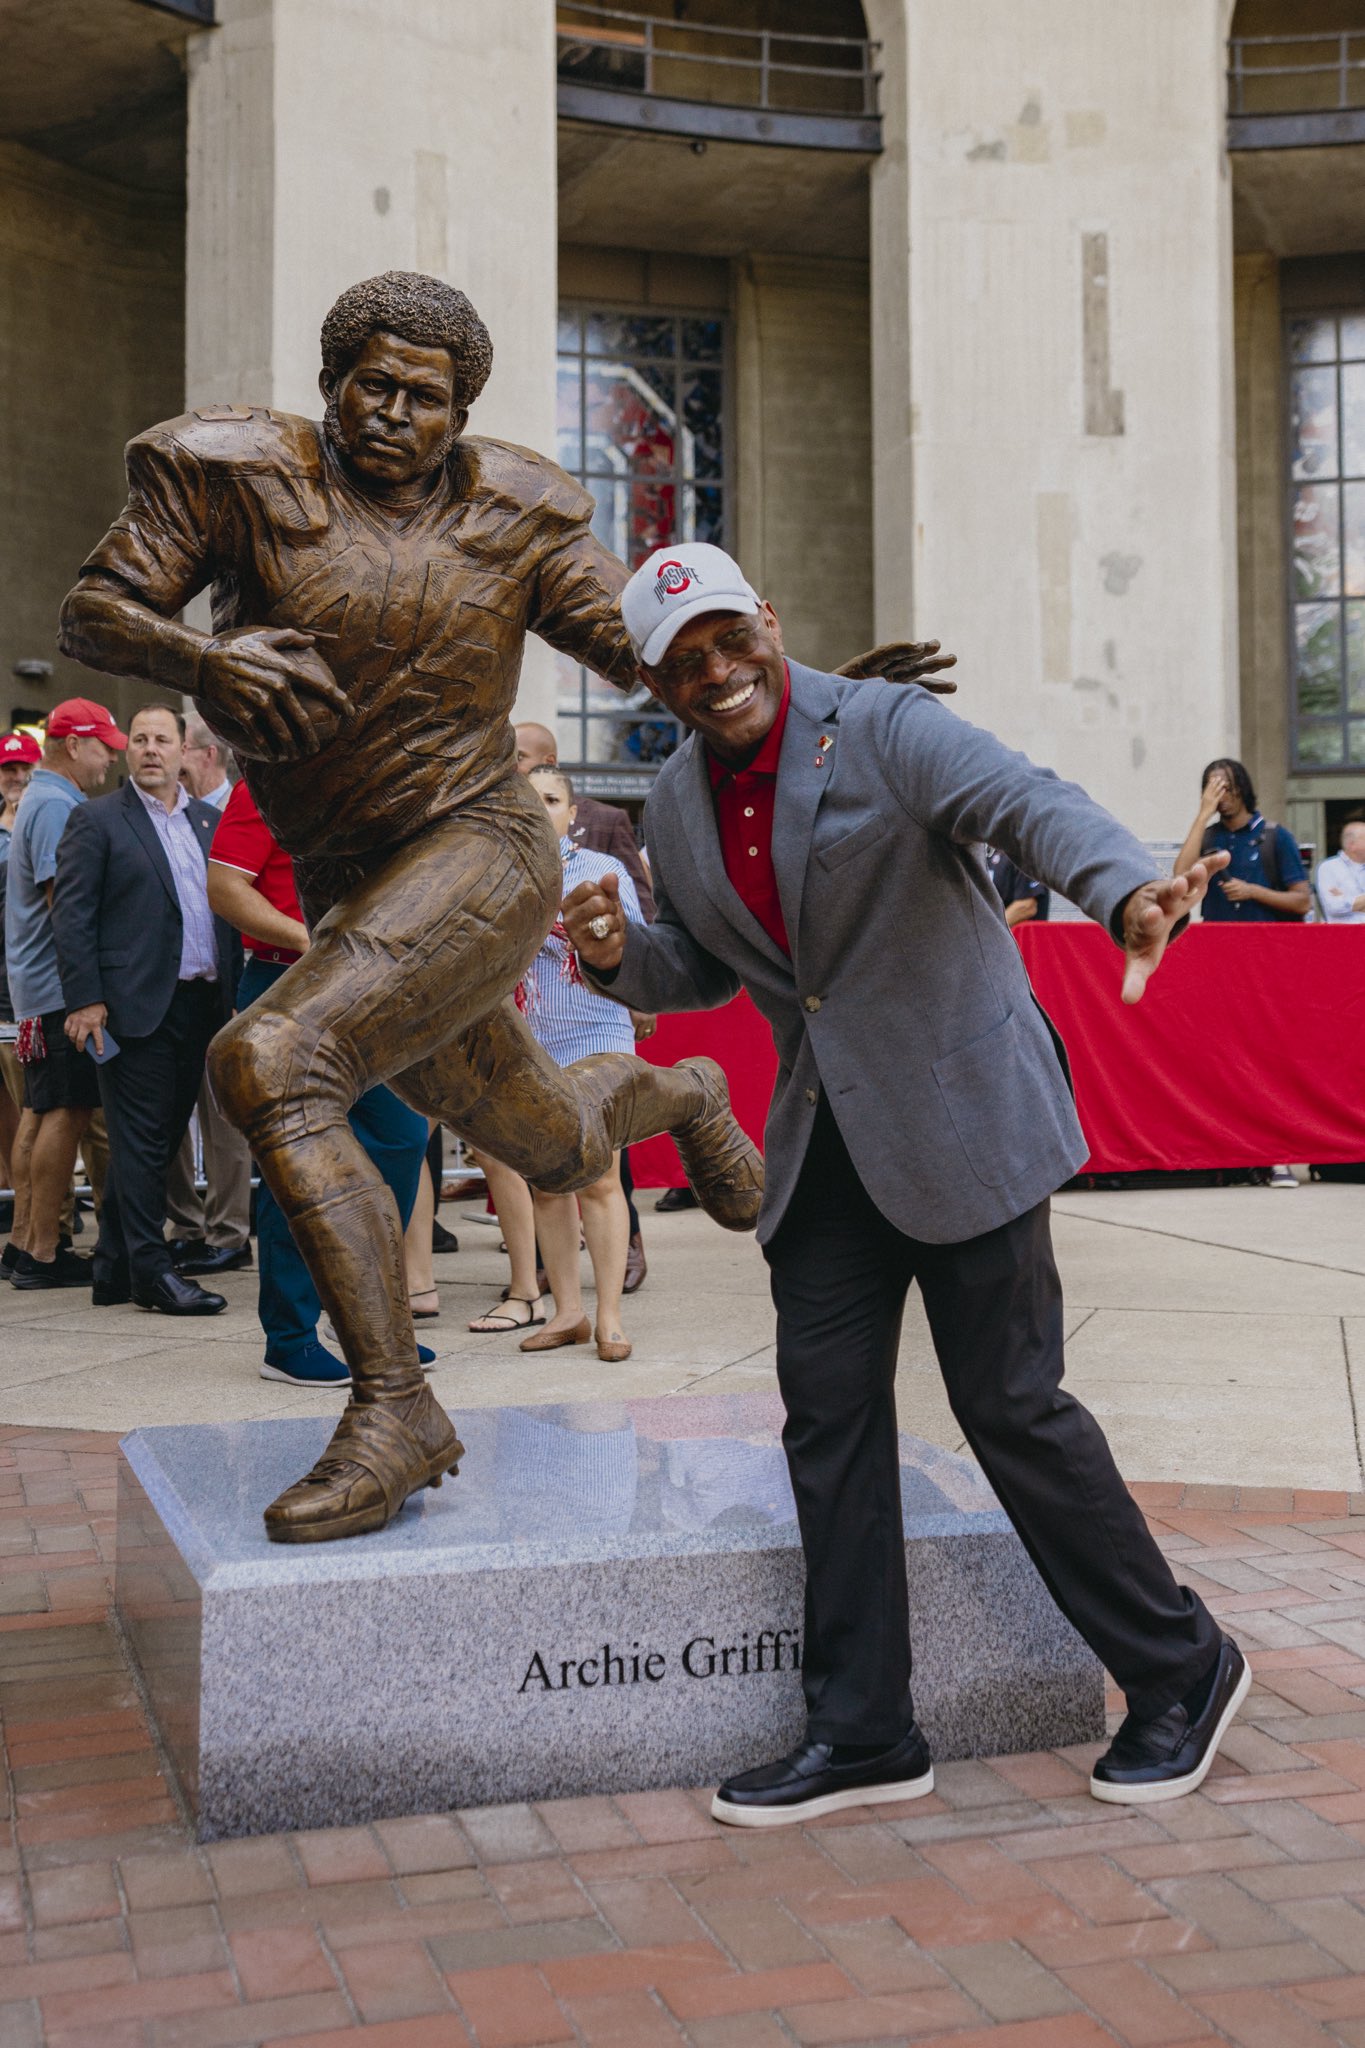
{"left": 652, "top": 621, "right": 764, "bottom": 690}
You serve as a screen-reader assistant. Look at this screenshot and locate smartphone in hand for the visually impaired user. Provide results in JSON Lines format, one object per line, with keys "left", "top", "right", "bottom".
{"left": 84, "top": 1031, "right": 120, "bottom": 1064}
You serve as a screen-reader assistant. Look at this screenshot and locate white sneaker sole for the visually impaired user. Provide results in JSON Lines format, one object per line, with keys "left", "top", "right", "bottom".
{"left": 1089, "top": 1653, "right": 1252, "bottom": 1805}
{"left": 711, "top": 1764, "right": 934, "bottom": 1828}
{"left": 258, "top": 1362, "right": 350, "bottom": 1388}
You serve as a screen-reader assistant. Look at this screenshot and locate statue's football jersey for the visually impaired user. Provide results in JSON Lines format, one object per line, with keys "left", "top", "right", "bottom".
{"left": 83, "top": 408, "right": 635, "bottom": 861}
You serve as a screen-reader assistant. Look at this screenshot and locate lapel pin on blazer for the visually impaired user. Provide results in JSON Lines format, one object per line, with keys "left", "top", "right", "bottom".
{"left": 815, "top": 733, "right": 834, "bottom": 768}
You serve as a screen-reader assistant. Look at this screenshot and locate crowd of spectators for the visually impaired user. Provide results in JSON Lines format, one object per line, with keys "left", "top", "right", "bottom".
{"left": 0, "top": 700, "right": 662, "bottom": 1372}
{"left": 3, "top": 712, "right": 1363, "bottom": 1349}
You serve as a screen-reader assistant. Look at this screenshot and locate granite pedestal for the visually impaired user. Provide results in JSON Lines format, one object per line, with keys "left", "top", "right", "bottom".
{"left": 114, "top": 1391, "right": 1104, "bottom": 1839}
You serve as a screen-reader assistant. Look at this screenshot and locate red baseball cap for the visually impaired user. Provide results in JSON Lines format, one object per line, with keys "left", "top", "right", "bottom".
{"left": 0, "top": 731, "right": 41, "bottom": 766}
{"left": 45, "top": 699, "right": 127, "bottom": 751}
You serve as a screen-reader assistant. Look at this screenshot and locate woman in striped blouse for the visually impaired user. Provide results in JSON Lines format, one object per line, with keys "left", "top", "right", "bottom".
{"left": 471, "top": 766, "right": 645, "bottom": 1362}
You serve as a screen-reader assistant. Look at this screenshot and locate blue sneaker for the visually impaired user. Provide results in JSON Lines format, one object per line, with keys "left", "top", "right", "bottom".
{"left": 259, "top": 1341, "right": 349, "bottom": 1387}
{"left": 260, "top": 1340, "right": 438, "bottom": 1385}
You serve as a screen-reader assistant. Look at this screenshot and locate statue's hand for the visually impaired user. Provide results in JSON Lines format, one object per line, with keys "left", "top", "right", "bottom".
{"left": 197, "top": 627, "right": 349, "bottom": 759}
{"left": 835, "top": 639, "right": 958, "bottom": 693}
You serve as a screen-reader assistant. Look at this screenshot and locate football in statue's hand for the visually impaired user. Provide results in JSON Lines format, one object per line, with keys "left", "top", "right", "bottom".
{"left": 195, "top": 627, "right": 347, "bottom": 760}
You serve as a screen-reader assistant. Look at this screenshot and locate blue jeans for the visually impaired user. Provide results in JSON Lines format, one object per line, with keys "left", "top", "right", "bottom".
{"left": 237, "top": 956, "right": 427, "bottom": 1359}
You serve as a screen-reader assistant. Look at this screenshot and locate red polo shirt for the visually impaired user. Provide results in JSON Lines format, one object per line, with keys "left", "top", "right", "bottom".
{"left": 209, "top": 780, "right": 305, "bottom": 962}
{"left": 705, "top": 669, "right": 791, "bottom": 956}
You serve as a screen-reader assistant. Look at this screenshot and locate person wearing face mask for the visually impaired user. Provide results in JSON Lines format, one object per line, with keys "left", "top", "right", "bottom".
{"left": 51, "top": 703, "right": 236, "bottom": 1316}
{"left": 474, "top": 763, "right": 646, "bottom": 1363}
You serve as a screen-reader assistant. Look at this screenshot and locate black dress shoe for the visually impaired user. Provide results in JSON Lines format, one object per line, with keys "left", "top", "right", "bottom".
{"left": 1091, "top": 1636, "right": 1250, "bottom": 1805}
{"left": 712, "top": 1723, "right": 934, "bottom": 1829}
{"left": 655, "top": 1184, "right": 699, "bottom": 1213}
{"left": 12, "top": 1247, "right": 94, "bottom": 1290}
{"left": 431, "top": 1218, "right": 459, "bottom": 1255}
{"left": 132, "top": 1270, "right": 227, "bottom": 1316}
{"left": 167, "top": 1237, "right": 209, "bottom": 1268}
{"left": 176, "top": 1243, "right": 253, "bottom": 1276}
{"left": 92, "top": 1277, "right": 132, "bottom": 1306}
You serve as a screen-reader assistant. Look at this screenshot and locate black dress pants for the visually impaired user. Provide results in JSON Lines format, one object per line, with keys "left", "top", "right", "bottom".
{"left": 94, "top": 981, "right": 223, "bottom": 1291}
{"left": 764, "top": 1099, "right": 1221, "bottom": 1745}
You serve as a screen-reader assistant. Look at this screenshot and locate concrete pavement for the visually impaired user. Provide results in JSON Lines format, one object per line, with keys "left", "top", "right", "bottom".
{"left": 2, "top": 1179, "right": 1363, "bottom": 1489}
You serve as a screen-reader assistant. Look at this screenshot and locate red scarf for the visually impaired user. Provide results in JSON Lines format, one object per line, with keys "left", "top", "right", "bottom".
{"left": 514, "top": 917, "right": 585, "bottom": 1014}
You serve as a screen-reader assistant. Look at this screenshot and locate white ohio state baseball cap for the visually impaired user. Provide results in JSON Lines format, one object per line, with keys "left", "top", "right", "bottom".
{"left": 621, "top": 543, "right": 761, "bottom": 669}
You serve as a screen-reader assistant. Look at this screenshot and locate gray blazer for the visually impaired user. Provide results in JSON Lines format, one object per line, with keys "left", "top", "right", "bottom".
{"left": 594, "top": 661, "right": 1157, "bottom": 1246}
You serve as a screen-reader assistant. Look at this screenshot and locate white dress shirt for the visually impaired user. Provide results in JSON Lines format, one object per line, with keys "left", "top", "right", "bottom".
{"left": 132, "top": 781, "right": 219, "bottom": 979}
{"left": 1315, "top": 852, "right": 1365, "bottom": 924}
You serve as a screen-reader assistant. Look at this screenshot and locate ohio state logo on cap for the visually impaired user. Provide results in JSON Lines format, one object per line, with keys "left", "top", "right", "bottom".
{"left": 653, "top": 559, "right": 700, "bottom": 606}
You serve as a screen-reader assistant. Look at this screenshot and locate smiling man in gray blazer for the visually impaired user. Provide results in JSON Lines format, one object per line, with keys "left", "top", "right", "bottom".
{"left": 565, "top": 542, "right": 1244, "bottom": 1824}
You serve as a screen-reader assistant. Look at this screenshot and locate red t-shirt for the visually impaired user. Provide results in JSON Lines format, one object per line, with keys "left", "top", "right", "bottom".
{"left": 210, "top": 781, "right": 304, "bottom": 961}
{"left": 705, "top": 669, "right": 792, "bottom": 956}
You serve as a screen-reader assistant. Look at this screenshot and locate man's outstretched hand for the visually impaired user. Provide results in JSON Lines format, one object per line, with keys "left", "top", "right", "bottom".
{"left": 1120, "top": 854, "right": 1230, "bottom": 1005}
{"left": 835, "top": 640, "right": 958, "bottom": 693}
{"left": 564, "top": 870, "right": 627, "bottom": 973}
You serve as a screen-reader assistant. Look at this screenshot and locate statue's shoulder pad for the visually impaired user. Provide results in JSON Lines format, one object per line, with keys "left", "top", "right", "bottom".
{"left": 461, "top": 437, "right": 593, "bottom": 521}
{"left": 134, "top": 409, "right": 324, "bottom": 474}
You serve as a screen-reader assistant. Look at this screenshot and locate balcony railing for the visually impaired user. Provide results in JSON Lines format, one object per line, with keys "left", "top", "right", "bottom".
{"left": 556, "top": 4, "right": 881, "bottom": 152}
{"left": 1228, "top": 32, "right": 1365, "bottom": 148}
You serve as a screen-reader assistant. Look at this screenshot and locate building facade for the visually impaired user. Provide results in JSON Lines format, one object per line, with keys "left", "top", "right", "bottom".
{"left": 1, "top": 0, "right": 1360, "bottom": 854}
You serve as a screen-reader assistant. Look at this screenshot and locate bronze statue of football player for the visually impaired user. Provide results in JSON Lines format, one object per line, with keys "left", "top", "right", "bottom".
{"left": 60, "top": 271, "right": 954, "bottom": 1544}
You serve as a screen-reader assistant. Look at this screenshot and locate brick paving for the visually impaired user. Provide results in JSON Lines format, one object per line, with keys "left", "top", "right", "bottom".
{"left": 10, "top": 1436, "right": 1365, "bottom": 2043}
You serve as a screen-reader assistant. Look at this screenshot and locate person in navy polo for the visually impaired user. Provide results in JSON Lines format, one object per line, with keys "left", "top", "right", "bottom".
{"left": 985, "top": 847, "right": 1050, "bottom": 927}
{"left": 1175, "top": 759, "right": 1310, "bottom": 925}
{"left": 1175, "top": 756, "right": 1311, "bottom": 1190}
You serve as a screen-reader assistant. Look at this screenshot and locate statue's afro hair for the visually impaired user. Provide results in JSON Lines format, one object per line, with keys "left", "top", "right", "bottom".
{"left": 319, "top": 271, "right": 493, "bottom": 409}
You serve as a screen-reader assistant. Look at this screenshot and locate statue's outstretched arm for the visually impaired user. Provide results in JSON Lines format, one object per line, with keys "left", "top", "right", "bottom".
{"left": 59, "top": 572, "right": 348, "bottom": 762}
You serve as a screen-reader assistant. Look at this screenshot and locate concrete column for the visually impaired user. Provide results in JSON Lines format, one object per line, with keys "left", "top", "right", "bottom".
{"left": 734, "top": 256, "right": 874, "bottom": 674}
{"left": 1234, "top": 252, "right": 1289, "bottom": 828}
{"left": 865, "top": 0, "right": 1239, "bottom": 838}
{"left": 185, "top": 0, "right": 560, "bottom": 717}
{"left": 864, "top": 0, "right": 915, "bottom": 648}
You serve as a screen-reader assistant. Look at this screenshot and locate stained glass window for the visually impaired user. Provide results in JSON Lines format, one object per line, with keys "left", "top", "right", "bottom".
{"left": 554, "top": 303, "right": 728, "bottom": 783}
{"left": 1288, "top": 312, "right": 1365, "bottom": 771}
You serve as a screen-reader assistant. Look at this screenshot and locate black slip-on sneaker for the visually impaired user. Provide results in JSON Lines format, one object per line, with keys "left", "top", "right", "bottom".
{"left": 712, "top": 1723, "right": 934, "bottom": 1829}
{"left": 1090, "top": 1635, "right": 1250, "bottom": 1805}
{"left": 12, "top": 1247, "right": 93, "bottom": 1290}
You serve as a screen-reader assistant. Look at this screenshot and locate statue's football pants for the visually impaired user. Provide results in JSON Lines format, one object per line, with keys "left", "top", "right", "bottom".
{"left": 209, "top": 772, "right": 695, "bottom": 1382}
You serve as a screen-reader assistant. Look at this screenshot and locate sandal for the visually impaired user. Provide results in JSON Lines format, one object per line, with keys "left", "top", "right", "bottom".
{"left": 469, "top": 1293, "right": 545, "bottom": 1334}
{"left": 410, "top": 1288, "right": 440, "bottom": 1321}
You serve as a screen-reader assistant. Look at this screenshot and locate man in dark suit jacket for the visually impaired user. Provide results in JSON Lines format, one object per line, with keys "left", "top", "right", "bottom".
{"left": 567, "top": 542, "right": 1245, "bottom": 1823}
{"left": 53, "top": 704, "right": 235, "bottom": 1316}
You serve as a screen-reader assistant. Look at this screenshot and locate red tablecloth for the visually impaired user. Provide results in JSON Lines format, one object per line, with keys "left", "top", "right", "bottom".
{"left": 633, "top": 995, "right": 776, "bottom": 1188}
{"left": 633, "top": 925, "right": 1365, "bottom": 1183}
{"left": 1016, "top": 923, "right": 1365, "bottom": 1174}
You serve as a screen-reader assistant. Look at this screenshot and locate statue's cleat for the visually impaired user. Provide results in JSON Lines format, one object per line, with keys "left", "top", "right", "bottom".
{"left": 263, "top": 1380, "right": 464, "bottom": 1543}
{"left": 672, "top": 1055, "right": 763, "bottom": 1232}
